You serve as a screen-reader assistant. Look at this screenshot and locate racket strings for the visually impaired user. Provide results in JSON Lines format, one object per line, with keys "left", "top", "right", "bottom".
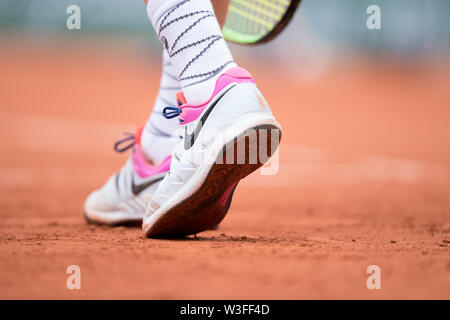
{"left": 226, "top": 0, "right": 290, "bottom": 36}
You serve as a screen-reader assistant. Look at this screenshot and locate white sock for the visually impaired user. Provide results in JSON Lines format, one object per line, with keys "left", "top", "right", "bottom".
{"left": 147, "top": 0, "right": 237, "bottom": 104}
{"left": 141, "top": 50, "right": 180, "bottom": 164}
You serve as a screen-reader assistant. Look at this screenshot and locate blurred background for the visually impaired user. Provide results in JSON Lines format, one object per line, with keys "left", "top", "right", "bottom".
{"left": 1, "top": 0, "right": 450, "bottom": 173}
{"left": 2, "top": 0, "right": 450, "bottom": 54}
{"left": 0, "top": 0, "right": 449, "bottom": 299}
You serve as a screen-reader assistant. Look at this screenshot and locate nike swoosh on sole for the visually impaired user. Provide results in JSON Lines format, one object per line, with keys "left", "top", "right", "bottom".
{"left": 131, "top": 175, "right": 164, "bottom": 196}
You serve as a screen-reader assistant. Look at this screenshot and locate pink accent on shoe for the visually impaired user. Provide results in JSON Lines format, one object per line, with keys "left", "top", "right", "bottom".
{"left": 218, "top": 182, "right": 238, "bottom": 208}
{"left": 180, "top": 105, "right": 206, "bottom": 124}
{"left": 132, "top": 142, "right": 171, "bottom": 179}
{"left": 179, "top": 67, "right": 255, "bottom": 124}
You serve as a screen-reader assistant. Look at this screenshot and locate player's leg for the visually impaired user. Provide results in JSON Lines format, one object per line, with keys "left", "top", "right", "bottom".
{"left": 142, "top": 0, "right": 282, "bottom": 237}
{"left": 141, "top": 0, "right": 229, "bottom": 163}
{"left": 84, "top": 0, "right": 230, "bottom": 226}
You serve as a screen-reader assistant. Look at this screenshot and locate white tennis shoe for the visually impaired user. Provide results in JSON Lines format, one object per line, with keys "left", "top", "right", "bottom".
{"left": 143, "top": 67, "right": 282, "bottom": 237}
{"left": 84, "top": 128, "right": 171, "bottom": 226}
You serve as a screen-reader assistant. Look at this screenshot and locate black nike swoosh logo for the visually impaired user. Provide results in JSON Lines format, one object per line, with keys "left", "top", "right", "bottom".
{"left": 184, "top": 84, "right": 236, "bottom": 150}
{"left": 131, "top": 175, "right": 164, "bottom": 196}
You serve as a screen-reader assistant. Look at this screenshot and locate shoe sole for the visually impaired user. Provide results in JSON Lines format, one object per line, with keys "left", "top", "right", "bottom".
{"left": 84, "top": 210, "right": 220, "bottom": 230}
{"left": 144, "top": 124, "right": 281, "bottom": 238}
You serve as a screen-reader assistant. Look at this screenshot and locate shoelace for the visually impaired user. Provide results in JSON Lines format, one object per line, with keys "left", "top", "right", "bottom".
{"left": 162, "top": 94, "right": 186, "bottom": 121}
{"left": 114, "top": 132, "right": 135, "bottom": 153}
{"left": 162, "top": 106, "right": 182, "bottom": 119}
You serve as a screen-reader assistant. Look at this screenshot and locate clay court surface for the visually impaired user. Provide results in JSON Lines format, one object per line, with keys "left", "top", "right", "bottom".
{"left": 1, "top": 40, "right": 449, "bottom": 299}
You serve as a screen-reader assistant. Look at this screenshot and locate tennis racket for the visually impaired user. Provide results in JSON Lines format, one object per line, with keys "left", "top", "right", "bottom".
{"left": 222, "top": 0, "right": 301, "bottom": 45}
